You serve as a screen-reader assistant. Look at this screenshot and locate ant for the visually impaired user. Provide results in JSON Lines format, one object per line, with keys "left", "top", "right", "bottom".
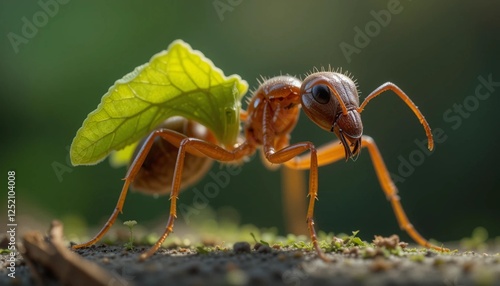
{"left": 72, "top": 70, "right": 448, "bottom": 261}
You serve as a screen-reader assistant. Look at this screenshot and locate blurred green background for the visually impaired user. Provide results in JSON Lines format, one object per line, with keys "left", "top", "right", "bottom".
{"left": 1, "top": 1, "right": 499, "bottom": 244}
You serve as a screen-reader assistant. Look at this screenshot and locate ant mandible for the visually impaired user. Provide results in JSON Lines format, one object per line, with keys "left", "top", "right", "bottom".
{"left": 73, "top": 70, "right": 447, "bottom": 261}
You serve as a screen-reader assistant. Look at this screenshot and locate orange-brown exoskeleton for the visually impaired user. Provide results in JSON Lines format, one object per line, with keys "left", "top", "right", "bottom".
{"left": 73, "top": 71, "right": 447, "bottom": 261}
{"left": 129, "top": 117, "right": 216, "bottom": 195}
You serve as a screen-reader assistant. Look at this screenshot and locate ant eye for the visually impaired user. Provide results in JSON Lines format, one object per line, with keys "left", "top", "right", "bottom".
{"left": 311, "top": 84, "right": 331, "bottom": 104}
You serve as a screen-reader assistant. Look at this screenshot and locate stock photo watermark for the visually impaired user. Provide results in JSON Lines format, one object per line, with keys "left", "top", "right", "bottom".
{"left": 339, "top": 0, "right": 409, "bottom": 63}
{"left": 52, "top": 145, "right": 73, "bottom": 183}
{"left": 6, "top": 0, "right": 70, "bottom": 54}
{"left": 179, "top": 164, "right": 243, "bottom": 224}
{"left": 390, "top": 73, "right": 499, "bottom": 184}
{"left": 6, "top": 171, "right": 17, "bottom": 279}
{"left": 213, "top": 0, "right": 243, "bottom": 22}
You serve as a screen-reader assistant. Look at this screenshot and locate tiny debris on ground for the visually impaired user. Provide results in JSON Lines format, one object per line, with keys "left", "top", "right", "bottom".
{"left": 373, "top": 234, "right": 401, "bottom": 249}
{"left": 1, "top": 222, "right": 499, "bottom": 285}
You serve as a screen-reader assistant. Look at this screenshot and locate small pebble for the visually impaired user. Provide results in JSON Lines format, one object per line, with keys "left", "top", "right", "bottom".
{"left": 425, "top": 250, "right": 437, "bottom": 257}
{"left": 373, "top": 234, "right": 400, "bottom": 249}
{"left": 363, "top": 247, "right": 384, "bottom": 259}
{"left": 332, "top": 237, "right": 344, "bottom": 245}
{"left": 398, "top": 242, "right": 409, "bottom": 249}
{"left": 257, "top": 245, "right": 272, "bottom": 254}
{"left": 178, "top": 247, "right": 189, "bottom": 253}
{"left": 233, "top": 242, "right": 251, "bottom": 254}
{"left": 253, "top": 242, "right": 263, "bottom": 251}
{"left": 343, "top": 247, "right": 359, "bottom": 256}
{"left": 364, "top": 247, "right": 376, "bottom": 258}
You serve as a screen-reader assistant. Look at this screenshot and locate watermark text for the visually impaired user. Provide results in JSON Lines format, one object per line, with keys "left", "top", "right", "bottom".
{"left": 7, "top": 0, "right": 70, "bottom": 54}
{"left": 390, "top": 74, "right": 499, "bottom": 183}
{"left": 6, "top": 171, "right": 17, "bottom": 279}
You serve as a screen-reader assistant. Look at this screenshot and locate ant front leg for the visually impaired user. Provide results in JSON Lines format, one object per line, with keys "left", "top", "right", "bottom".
{"left": 263, "top": 141, "right": 330, "bottom": 261}
{"left": 284, "top": 135, "right": 448, "bottom": 252}
{"left": 259, "top": 102, "right": 328, "bottom": 260}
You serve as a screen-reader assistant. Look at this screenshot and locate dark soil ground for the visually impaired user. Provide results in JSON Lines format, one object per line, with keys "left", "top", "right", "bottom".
{"left": 2, "top": 240, "right": 500, "bottom": 286}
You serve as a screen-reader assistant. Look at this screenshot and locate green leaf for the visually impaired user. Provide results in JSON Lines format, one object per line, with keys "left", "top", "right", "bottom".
{"left": 70, "top": 39, "right": 248, "bottom": 166}
{"left": 109, "top": 142, "right": 138, "bottom": 167}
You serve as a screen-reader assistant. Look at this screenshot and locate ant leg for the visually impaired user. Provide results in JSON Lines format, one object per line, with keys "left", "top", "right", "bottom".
{"left": 72, "top": 129, "right": 189, "bottom": 249}
{"left": 285, "top": 140, "right": 345, "bottom": 170}
{"left": 360, "top": 136, "right": 447, "bottom": 251}
{"left": 139, "top": 138, "right": 254, "bottom": 260}
{"left": 284, "top": 136, "right": 448, "bottom": 251}
{"left": 281, "top": 166, "right": 308, "bottom": 235}
{"left": 259, "top": 101, "right": 327, "bottom": 260}
{"left": 263, "top": 142, "right": 332, "bottom": 261}
{"left": 358, "top": 82, "right": 434, "bottom": 151}
{"left": 71, "top": 183, "right": 128, "bottom": 249}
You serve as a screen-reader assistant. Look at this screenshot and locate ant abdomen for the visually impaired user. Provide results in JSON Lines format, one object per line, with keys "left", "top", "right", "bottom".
{"left": 130, "top": 117, "right": 216, "bottom": 195}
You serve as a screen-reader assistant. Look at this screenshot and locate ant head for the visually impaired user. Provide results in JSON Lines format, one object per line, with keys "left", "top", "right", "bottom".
{"left": 300, "top": 72, "right": 363, "bottom": 160}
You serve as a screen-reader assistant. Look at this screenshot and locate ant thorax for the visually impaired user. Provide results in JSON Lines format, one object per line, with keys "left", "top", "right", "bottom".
{"left": 244, "top": 76, "right": 302, "bottom": 145}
